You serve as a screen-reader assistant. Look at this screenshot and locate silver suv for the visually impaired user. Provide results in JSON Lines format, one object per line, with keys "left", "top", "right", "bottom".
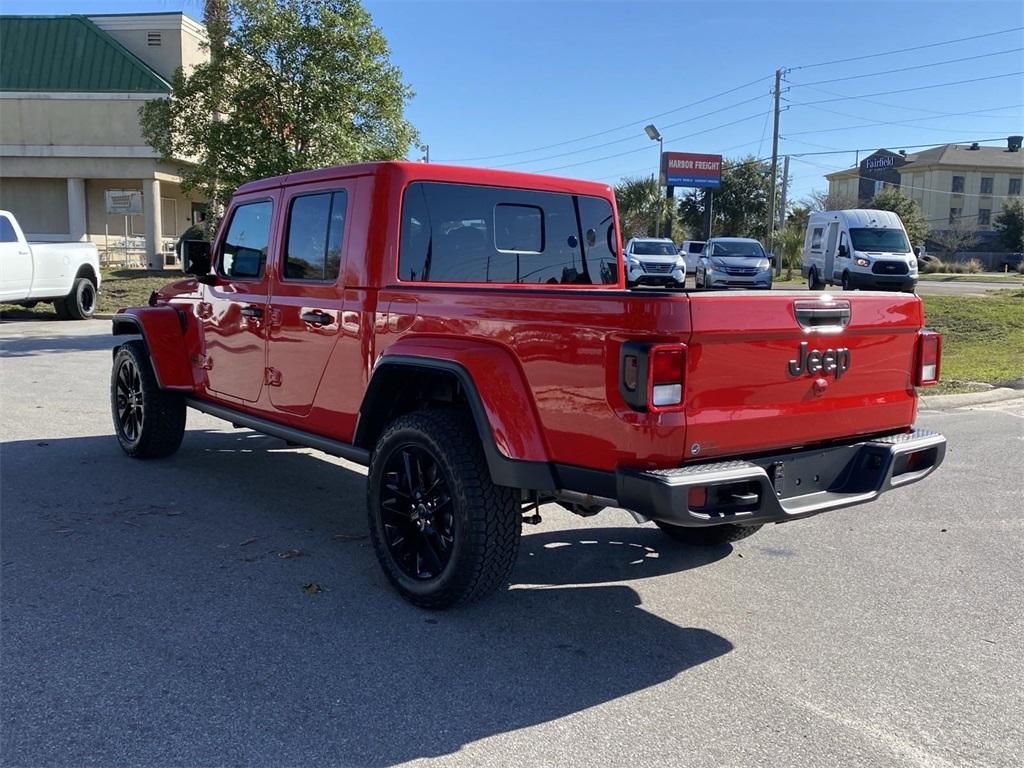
{"left": 695, "top": 237, "right": 773, "bottom": 290}
{"left": 624, "top": 237, "right": 686, "bottom": 288}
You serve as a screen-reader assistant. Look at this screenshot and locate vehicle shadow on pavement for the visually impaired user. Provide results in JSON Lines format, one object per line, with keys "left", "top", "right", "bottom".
{"left": 0, "top": 327, "right": 121, "bottom": 357}
{"left": 1, "top": 430, "right": 733, "bottom": 767}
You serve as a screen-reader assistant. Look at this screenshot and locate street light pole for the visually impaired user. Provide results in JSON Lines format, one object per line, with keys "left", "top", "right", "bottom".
{"left": 644, "top": 124, "right": 663, "bottom": 237}
{"left": 418, "top": 144, "right": 430, "bottom": 163}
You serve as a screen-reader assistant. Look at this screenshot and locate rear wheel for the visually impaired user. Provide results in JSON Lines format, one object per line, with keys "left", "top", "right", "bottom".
{"left": 655, "top": 521, "right": 762, "bottom": 546}
{"left": 367, "top": 409, "right": 520, "bottom": 609}
{"left": 110, "top": 340, "right": 186, "bottom": 458}
{"left": 60, "top": 277, "right": 97, "bottom": 320}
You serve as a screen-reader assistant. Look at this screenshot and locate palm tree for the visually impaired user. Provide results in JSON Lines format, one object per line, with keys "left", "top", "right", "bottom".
{"left": 614, "top": 177, "right": 682, "bottom": 240}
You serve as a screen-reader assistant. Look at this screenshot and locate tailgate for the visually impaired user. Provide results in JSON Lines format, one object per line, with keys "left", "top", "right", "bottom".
{"left": 684, "top": 291, "right": 921, "bottom": 460}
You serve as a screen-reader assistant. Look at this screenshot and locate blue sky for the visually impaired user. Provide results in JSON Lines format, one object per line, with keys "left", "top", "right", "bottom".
{"left": 4, "top": 0, "right": 1023, "bottom": 202}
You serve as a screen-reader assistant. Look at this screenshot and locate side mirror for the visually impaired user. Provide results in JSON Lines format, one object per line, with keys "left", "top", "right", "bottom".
{"left": 766, "top": 253, "right": 775, "bottom": 264}
{"left": 181, "top": 239, "right": 211, "bottom": 276}
{"left": 838, "top": 244, "right": 849, "bottom": 258}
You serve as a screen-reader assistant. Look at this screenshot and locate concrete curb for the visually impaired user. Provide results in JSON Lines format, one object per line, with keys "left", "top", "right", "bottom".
{"left": 919, "top": 387, "right": 1022, "bottom": 410}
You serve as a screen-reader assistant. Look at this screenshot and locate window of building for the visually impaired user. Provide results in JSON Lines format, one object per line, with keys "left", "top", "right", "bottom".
{"left": 147, "top": 31, "right": 162, "bottom": 46}
{"left": 283, "top": 191, "right": 346, "bottom": 281}
{"left": 951, "top": 176, "right": 964, "bottom": 193}
{"left": 219, "top": 201, "right": 273, "bottom": 279}
{"left": 398, "top": 182, "right": 618, "bottom": 285}
{"left": 810, "top": 227, "right": 824, "bottom": 251}
{"left": 949, "top": 207, "right": 962, "bottom": 225}
{"left": 1010, "top": 178, "right": 1022, "bottom": 196}
{"left": 978, "top": 208, "right": 991, "bottom": 226}
{"left": 873, "top": 180, "right": 885, "bottom": 196}
{"left": 0, "top": 216, "right": 17, "bottom": 243}
{"left": 980, "top": 177, "right": 993, "bottom": 195}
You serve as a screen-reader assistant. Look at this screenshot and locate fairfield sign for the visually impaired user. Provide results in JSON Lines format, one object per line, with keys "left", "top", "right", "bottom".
{"left": 661, "top": 152, "right": 723, "bottom": 189}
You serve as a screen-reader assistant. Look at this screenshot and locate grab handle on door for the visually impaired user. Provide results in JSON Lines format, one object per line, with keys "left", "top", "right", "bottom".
{"left": 300, "top": 310, "right": 331, "bottom": 326}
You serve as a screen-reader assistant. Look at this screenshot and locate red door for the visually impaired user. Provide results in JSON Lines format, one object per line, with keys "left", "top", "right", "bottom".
{"left": 265, "top": 183, "right": 354, "bottom": 416}
{"left": 201, "top": 194, "right": 279, "bottom": 403}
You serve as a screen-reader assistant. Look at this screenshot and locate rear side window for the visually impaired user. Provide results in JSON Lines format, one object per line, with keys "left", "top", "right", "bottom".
{"left": 220, "top": 201, "right": 273, "bottom": 279}
{"left": 283, "top": 191, "right": 347, "bottom": 281}
{"left": 810, "top": 227, "right": 824, "bottom": 251}
{"left": 398, "top": 182, "right": 618, "bottom": 285}
{"left": 0, "top": 216, "right": 17, "bottom": 243}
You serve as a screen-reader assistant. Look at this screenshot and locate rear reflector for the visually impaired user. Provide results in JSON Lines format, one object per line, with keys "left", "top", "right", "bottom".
{"left": 687, "top": 486, "right": 707, "bottom": 508}
{"left": 916, "top": 331, "right": 942, "bottom": 386}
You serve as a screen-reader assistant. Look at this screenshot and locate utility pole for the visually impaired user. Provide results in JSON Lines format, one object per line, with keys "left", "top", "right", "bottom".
{"left": 777, "top": 155, "right": 790, "bottom": 276}
{"left": 767, "top": 68, "right": 783, "bottom": 268}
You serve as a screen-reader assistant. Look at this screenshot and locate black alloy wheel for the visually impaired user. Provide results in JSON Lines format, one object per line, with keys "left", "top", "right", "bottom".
{"left": 114, "top": 357, "right": 144, "bottom": 444}
{"left": 379, "top": 443, "right": 456, "bottom": 580}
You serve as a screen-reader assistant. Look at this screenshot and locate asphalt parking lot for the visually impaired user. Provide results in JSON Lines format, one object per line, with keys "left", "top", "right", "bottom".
{"left": 2, "top": 319, "right": 1022, "bottom": 768}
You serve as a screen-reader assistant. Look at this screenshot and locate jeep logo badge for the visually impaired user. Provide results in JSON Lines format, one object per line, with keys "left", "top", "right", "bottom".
{"left": 788, "top": 342, "right": 851, "bottom": 380}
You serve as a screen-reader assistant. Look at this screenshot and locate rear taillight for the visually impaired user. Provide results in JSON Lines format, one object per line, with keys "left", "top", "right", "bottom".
{"left": 916, "top": 330, "right": 942, "bottom": 386}
{"left": 619, "top": 342, "right": 687, "bottom": 412}
{"left": 649, "top": 345, "right": 685, "bottom": 410}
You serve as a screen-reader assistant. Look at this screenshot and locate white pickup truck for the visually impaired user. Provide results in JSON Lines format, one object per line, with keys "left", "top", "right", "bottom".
{"left": 0, "top": 210, "right": 101, "bottom": 319}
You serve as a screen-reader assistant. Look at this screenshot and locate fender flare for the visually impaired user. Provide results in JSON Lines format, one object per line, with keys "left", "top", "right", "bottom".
{"left": 357, "top": 348, "right": 555, "bottom": 491}
{"left": 111, "top": 307, "right": 195, "bottom": 391}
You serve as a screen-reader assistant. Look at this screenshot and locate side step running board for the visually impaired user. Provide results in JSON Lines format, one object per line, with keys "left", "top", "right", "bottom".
{"left": 185, "top": 398, "right": 370, "bottom": 465}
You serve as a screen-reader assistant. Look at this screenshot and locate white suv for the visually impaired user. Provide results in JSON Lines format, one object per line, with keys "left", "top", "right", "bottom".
{"left": 624, "top": 237, "right": 686, "bottom": 288}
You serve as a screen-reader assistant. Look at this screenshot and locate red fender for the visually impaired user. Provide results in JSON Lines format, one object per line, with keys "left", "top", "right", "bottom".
{"left": 376, "top": 336, "right": 549, "bottom": 463}
{"left": 112, "top": 306, "right": 197, "bottom": 392}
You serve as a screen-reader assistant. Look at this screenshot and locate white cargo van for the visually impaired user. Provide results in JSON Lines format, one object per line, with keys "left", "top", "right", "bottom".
{"left": 802, "top": 209, "right": 917, "bottom": 292}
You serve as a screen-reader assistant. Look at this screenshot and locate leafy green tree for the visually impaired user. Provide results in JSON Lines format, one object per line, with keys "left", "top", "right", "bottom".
{"left": 778, "top": 226, "right": 805, "bottom": 280}
{"left": 863, "top": 186, "right": 928, "bottom": 247}
{"left": 994, "top": 198, "right": 1024, "bottom": 251}
{"left": 678, "top": 156, "right": 781, "bottom": 242}
{"left": 614, "top": 176, "right": 682, "bottom": 240}
{"left": 141, "top": 0, "right": 417, "bottom": 222}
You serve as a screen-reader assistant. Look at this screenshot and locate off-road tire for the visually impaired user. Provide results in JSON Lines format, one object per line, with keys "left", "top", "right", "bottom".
{"left": 655, "top": 521, "right": 762, "bottom": 547}
{"left": 367, "top": 409, "right": 521, "bottom": 609}
{"left": 110, "top": 340, "right": 186, "bottom": 459}
{"left": 61, "top": 277, "right": 97, "bottom": 320}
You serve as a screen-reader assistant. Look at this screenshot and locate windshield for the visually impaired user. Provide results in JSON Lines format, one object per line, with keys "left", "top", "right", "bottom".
{"left": 686, "top": 242, "right": 705, "bottom": 253}
{"left": 632, "top": 241, "right": 677, "bottom": 256}
{"left": 849, "top": 228, "right": 910, "bottom": 253}
{"left": 709, "top": 241, "right": 764, "bottom": 258}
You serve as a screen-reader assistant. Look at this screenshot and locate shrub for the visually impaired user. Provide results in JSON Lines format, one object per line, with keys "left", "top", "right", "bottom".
{"left": 923, "top": 257, "right": 983, "bottom": 274}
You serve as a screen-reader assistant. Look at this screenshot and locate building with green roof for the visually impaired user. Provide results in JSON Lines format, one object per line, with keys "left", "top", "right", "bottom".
{"left": 0, "top": 12, "right": 207, "bottom": 267}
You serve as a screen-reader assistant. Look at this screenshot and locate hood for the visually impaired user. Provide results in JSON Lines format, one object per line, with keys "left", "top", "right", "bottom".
{"left": 710, "top": 255, "right": 766, "bottom": 267}
{"left": 635, "top": 253, "right": 681, "bottom": 264}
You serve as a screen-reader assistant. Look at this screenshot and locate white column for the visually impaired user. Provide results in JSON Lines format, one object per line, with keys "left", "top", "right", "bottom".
{"left": 142, "top": 177, "right": 162, "bottom": 269}
{"left": 67, "top": 177, "right": 87, "bottom": 242}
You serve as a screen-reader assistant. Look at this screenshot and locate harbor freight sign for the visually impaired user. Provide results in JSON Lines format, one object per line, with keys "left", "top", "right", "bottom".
{"left": 662, "top": 152, "right": 723, "bottom": 189}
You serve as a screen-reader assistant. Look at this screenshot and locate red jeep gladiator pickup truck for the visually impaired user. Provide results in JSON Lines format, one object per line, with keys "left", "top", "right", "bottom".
{"left": 110, "top": 162, "right": 946, "bottom": 608}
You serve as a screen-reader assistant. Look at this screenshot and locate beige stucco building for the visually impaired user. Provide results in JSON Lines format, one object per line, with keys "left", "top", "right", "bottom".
{"left": 826, "top": 137, "right": 1024, "bottom": 237}
{"left": 0, "top": 12, "right": 207, "bottom": 267}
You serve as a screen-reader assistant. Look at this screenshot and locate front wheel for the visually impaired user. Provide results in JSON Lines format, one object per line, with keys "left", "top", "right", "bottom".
{"left": 110, "top": 340, "right": 186, "bottom": 458}
{"left": 841, "top": 271, "right": 854, "bottom": 291}
{"left": 367, "top": 409, "right": 521, "bottom": 609}
{"left": 655, "top": 521, "right": 762, "bottom": 546}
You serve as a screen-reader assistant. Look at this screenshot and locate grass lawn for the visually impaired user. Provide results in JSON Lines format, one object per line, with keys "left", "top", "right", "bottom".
{"left": 0, "top": 269, "right": 176, "bottom": 319}
{"left": 921, "top": 291, "right": 1024, "bottom": 394}
{"left": 918, "top": 273, "right": 1022, "bottom": 283}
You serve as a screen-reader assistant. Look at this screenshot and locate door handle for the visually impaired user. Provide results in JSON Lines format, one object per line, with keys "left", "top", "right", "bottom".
{"left": 300, "top": 310, "right": 331, "bottom": 326}
{"left": 240, "top": 305, "right": 263, "bottom": 319}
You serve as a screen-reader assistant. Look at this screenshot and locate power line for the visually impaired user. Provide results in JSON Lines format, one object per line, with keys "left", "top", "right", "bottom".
{"left": 783, "top": 102, "right": 1024, "bottom": 137}
{"left": 789, "top": 26, "right": 1024, "bottom": 71}
{"left": 788, "top": 47, "right": 1023, "bottom": 87}
{"left": 784, "top": 82, "right": 1024, "bottom": 119}
{"left": 534, "top": 110, "right": 771, "bottom": 174}
{"left": 778, "top": 137, "right": 1011, "bottom": 159}
{"left": 444, "top": 75, "right": 771, "bottom": 163}
{"left": 788, "top": 72, "right": 1024, "bottom": 106}
{"left": 493, "top": 93, "right": 767, "bottom": 169}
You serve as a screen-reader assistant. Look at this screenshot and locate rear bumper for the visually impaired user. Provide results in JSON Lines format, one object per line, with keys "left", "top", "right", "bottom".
{"left": 615, "top": 427, "right": 945, "bottom": 527}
